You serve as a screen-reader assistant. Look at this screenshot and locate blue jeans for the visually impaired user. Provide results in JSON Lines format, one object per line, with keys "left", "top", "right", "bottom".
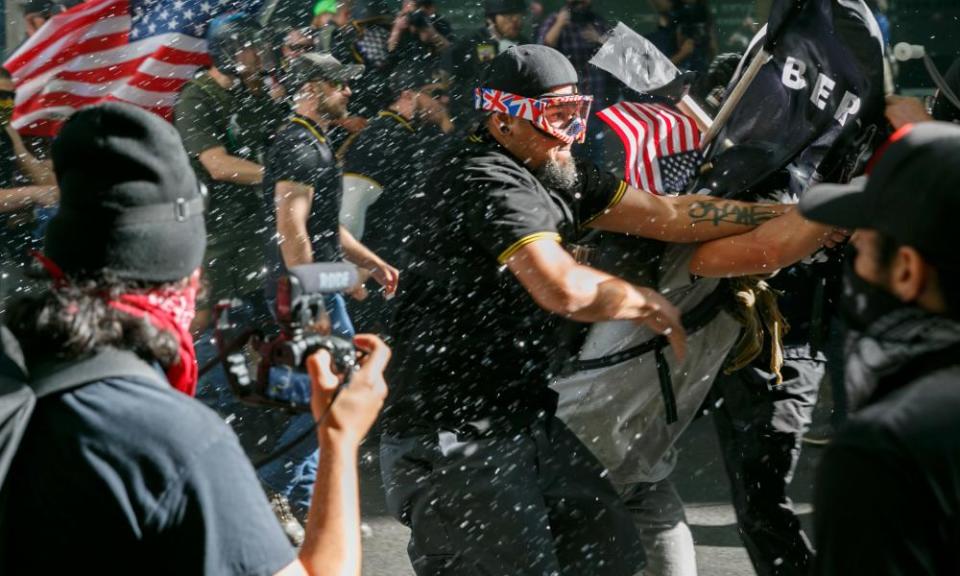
{"left": 197, "top": 292, "right": 355, "bottom": 518}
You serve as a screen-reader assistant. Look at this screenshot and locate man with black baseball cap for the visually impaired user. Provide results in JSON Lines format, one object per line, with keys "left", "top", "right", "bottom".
{"left": 262, "top": 52, "right": 398, "bottom": 517}
{"left": 378, "top": 44, "right": 809, "bottom": 575}
{"left": 801, "top": 122, "right": 960, "bottom": 575}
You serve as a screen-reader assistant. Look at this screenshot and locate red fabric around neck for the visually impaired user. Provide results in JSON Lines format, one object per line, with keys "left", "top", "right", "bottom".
{"left": 108, "top": 272, "right": 200, "bottom": 396}
{"left": 32, "top": 253, "right": 201, "bottom": 395}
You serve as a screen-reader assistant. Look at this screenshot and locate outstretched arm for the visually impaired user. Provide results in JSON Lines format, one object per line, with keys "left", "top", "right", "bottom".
{"left": 505, "top": 237, "right": 687, "bottom": 358}
{"left": 588, "top": 186, "right": 789, "bottom": 243}
{"left": 275, "top": 335, "right": 391, "bottom": 576}
{"left": 689, "top": 209, "right": 847, "bottom": 277}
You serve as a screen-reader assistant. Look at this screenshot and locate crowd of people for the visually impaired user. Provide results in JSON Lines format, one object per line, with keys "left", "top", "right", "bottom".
{"left": 0, "top": 1, "right": 959, "bottom": 576}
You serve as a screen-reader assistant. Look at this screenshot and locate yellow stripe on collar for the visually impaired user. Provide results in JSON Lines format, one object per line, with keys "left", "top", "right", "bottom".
{"left": 377, "top": 110, "right": 415, "bottom": 133}
{"left": 291, "top": 117, "right": 326, "bottom": 144}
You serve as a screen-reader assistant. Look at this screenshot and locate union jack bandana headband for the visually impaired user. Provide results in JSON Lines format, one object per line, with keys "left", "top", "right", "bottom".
{"left": 475, "top": 87, "right": 594, "bottom": 144}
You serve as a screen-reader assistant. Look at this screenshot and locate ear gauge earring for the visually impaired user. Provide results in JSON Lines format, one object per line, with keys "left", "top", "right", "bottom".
{"left": 499, "top": 124, "right": 510, "bottom": 134}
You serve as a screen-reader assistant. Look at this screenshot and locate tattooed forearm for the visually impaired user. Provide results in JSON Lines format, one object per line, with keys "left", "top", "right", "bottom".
{"left": 688, "top": 201, "right": 781, "bottom": 226}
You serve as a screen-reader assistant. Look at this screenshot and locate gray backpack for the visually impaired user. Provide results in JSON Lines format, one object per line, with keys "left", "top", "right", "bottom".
{"left": 553, "top": 244, "right": 742, "bottom": 486}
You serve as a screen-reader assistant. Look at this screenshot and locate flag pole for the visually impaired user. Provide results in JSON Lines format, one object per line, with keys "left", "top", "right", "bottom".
{"left": 700, "top": 48, "right": 771, "bottom": 147}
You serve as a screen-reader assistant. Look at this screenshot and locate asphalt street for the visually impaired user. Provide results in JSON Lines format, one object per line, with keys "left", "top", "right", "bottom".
{"left": 356, "top": 407, "right": 827, "bottom": 576}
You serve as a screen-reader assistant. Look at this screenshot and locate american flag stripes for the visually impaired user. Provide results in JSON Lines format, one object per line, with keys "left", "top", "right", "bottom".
{"left": 3, "top": 0, "right": 259, "bottom": 137}
{"left": 597, "top": 101, "right": 703, "bottom": 196}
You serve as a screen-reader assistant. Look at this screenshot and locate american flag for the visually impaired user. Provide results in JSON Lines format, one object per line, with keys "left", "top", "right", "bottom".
{"left": 597, "top": 101, "right": 703, "bottom": 196}
{"left": 3, "top": 0, "right": 261, "bottom": 137}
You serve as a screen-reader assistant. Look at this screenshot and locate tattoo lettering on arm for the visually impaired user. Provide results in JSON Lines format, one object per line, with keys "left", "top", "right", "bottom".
{"left": 688, "top": 201, "right": 781, "bottom": 227}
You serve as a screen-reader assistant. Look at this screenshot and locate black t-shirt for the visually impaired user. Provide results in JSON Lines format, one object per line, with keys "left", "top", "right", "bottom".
{"left": 381, "top": 132, "right": 628, "bottom": 433}
{"left": 263, "top": 115, "right": 344, "bottom": 300}
{"left": 813, "top": 361, "right": 960, "bottom": 576}
{"left": 342, "top": 110, "right": 449, "bottom": 265}
{"left": 2, "top": 373, "right": 295, "bottom": 574}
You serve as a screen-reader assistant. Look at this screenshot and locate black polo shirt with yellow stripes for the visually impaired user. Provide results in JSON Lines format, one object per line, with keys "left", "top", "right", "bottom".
{"left": 382, "top": 131, "right": 628, "bottom": 434}
{"left": 262, "top": 113, "right": 344, "bottom": 303}
{"left": 341, "top": 110, "right": 449, "bottom": 265}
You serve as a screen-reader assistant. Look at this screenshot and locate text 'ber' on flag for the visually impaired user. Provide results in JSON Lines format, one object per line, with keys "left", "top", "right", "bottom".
{"left": 597, "top": 101, "right": 702, "bottom": 196}
{"left": 3, "top": 0, "right": 261, "bottom": 137}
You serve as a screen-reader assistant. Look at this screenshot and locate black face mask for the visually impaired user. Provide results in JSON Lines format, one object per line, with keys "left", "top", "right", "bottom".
{"left": 840, "top": 245, "right": 908, "bottom": 332}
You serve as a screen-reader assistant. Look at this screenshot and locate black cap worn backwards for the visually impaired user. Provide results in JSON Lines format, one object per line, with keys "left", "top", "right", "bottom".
{"left": 286, "top": 52, "right": 364, "bottom": 94}
{"left": 480, "top": 44, "right": 578, "bottom": 98}
{"left": 800, "top": 121, "right": 960, "bottom": 269}
{"left": 46, "top": 102, "right": 206, "bottom": 282}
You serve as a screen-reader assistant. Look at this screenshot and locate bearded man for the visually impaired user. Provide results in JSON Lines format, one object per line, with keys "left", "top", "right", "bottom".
{"left": 377, "top": 44, "right": 802, "bottom": 576}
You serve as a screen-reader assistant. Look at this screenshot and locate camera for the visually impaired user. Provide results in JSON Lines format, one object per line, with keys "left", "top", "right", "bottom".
{"left": 213, "top": 263, "right": 359, "bottom": 412}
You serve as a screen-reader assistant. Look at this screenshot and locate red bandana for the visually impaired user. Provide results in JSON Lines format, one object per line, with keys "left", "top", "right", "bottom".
{"left": 108, "top": 271, "right": 200, "bottom": 396}
{"left": 32, "top": 253, "right": 201, "bottom": 396}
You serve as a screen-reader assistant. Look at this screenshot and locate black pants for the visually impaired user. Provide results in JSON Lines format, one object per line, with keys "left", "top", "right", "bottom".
{"left": 380, "top": 416, "right": 645, "bottom": 576}
{"left": 710, "top": 354, "right": 823, "bottom": 576}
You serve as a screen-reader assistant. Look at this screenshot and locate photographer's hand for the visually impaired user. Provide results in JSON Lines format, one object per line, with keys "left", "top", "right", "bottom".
{"left": 294, "top": 336, "right": 390, "bottom": 576}
{"left": 307, "top": 335, "right": 390, "bottom": 446}
{"left": 388, "top": 13, "right": 409, "bottom": 52}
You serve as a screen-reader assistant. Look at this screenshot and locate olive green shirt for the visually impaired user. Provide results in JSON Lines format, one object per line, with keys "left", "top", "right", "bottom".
{"left": 174, "top": 72, "right": 286, "bottom": 300}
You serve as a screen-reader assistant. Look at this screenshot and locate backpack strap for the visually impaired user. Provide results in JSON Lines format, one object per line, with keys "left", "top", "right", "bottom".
{"left": 562, "top": 282, "right": 731, "bottom": 425}
{"left": 0, "top": 327, "right": 25, "bottom": 380}
{"left": 29, "top": 347, "right": 168, "bottom": 400}
{"left": 568, "top": 281, "right": 729, "bottom": 372}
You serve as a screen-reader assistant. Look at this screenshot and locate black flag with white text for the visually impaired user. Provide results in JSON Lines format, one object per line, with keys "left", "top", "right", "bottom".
{"left": 694, "top": 0, "right": 886, "bottom": 200}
